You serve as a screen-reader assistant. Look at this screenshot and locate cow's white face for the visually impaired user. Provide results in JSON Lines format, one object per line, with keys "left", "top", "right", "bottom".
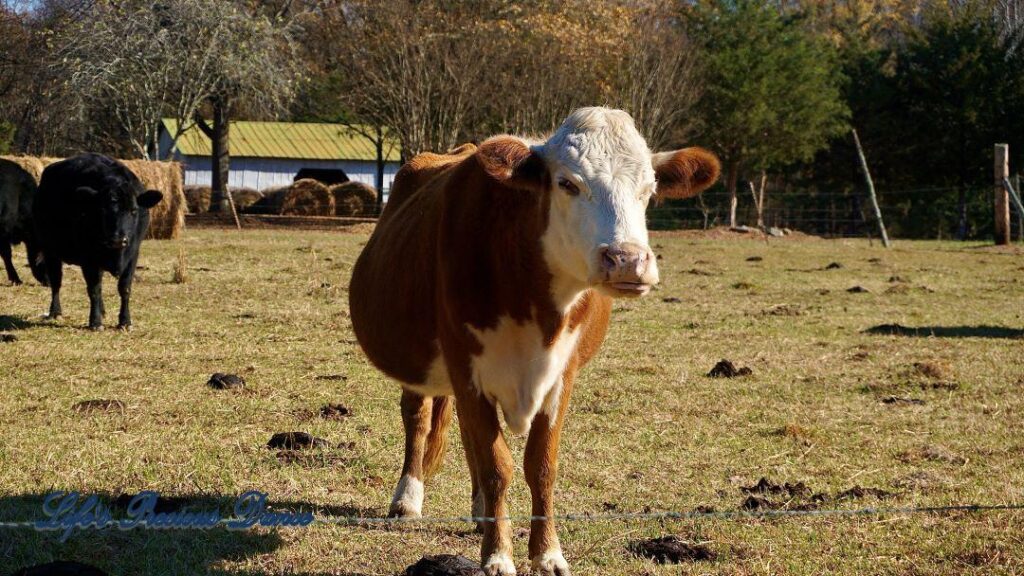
{"left": 476, "top": 107, "right": 720, "bottom": 303}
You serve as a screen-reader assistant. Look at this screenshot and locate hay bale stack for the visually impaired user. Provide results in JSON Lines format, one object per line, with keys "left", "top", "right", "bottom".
{"left": 184, "top": 186, "right": 212, "bottom": 214}
{"left": 279, "top": 178, "right": 335, "bottom": 216}
{"left": 329, "top": 181, "right": 378, "bottom": 217}
{"left": 120, "top": 160, "right": 185, "bottom": 240}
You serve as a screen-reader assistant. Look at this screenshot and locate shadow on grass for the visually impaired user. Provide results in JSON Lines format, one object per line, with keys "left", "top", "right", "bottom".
{"left": 0, "top": 315, "right": 44, "bottom": 331}
{"left": 865, "top": 323, "right": 1024, "bottom": 339}
{"left": 0, "top": 492, "right": 381, "bottom": 576}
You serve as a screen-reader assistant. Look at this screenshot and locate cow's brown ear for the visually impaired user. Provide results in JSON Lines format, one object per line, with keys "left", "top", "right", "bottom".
{"left": 652, "top": 147, "right": 721, "bottom": 199}
{"left": 477, "top": 136, "right": 547, "bottom": 191}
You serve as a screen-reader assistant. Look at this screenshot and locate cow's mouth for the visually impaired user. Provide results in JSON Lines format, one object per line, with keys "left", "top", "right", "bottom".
{"left": 600, "top": 282, "right": 652, "bottom": 298}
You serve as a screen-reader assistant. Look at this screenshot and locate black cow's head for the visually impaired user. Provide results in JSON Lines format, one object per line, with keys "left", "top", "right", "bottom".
{"left": 76, "top": 184, "right": 161, "bottom": 254}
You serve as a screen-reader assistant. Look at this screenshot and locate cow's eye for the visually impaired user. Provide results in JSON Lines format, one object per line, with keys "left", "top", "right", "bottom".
{"left": 558, "top": 178, "right": 580, "bottom": 196}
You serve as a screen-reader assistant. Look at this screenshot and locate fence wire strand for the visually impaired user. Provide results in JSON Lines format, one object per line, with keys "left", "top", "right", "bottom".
{"left": 3, "top": 502, "right": 1023, "bottom": 531}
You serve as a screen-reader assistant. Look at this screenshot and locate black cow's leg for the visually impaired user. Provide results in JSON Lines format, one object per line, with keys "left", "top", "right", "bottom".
{"left": 82, "top": 266, "right": 104, "bottom": 330}
{"left": 0, "top": 242, "right": 21, "bottom": 285}
{"left": 45, "top": 256, "right": 62, "bottom": 319}
{"left": 25, "top": 240, "right": 48, "bottom": 286}
{"left": 117, "top": 263, "right": 136, "bottom": 330}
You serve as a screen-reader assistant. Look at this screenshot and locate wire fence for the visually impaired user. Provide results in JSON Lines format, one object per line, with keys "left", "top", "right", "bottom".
{"left": 3, "top": 501, "right": 1023, "bottom": 531}
{"left": 199, "top": 178, "right": 1024, "bottom": 241}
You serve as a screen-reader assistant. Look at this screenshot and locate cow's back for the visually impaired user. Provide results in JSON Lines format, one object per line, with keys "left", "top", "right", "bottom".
{"left": 349, "top": 146, "right": 474, "bottom": 385}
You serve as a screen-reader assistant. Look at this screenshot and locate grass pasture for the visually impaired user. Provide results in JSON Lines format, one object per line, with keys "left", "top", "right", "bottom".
{"left": 1, "top": 228, "right": 1023, "bottom": 575}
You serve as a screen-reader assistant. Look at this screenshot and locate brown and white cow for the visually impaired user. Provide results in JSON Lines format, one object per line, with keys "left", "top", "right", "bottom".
{"left": 349, "top": 107, "right": 719, "bottom": 576}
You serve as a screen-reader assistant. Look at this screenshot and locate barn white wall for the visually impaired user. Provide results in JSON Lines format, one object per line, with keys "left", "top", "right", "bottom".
{"left": 158, "top": 132, "right": 400, "bottom": 198}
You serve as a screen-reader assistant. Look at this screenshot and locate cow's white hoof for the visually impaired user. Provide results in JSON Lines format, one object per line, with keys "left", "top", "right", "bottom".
{"left": 482, "top": 552, "right": 516, "bottom": 576}
{"left": 388, "top": 474, "right": 423, "bottom": 519}
{"left": 532, "top": 550, "right": 570, "bottom": 576}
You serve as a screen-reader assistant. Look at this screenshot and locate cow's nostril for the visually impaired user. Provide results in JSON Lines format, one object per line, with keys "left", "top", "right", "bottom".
{"left": 601, "top": 249, "right": 618, "bottom": 271}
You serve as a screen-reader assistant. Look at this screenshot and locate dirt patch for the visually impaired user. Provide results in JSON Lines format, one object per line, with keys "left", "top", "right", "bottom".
{"left": 72, "top": 399, "right": 125, "bottom": 414}
{"left": 846, "top": 285, "right": 870, "bottom": 293}
{"left": 894, "top": 470, "right": 947, "bottom": 491}
{"left": 685, "top": 268, "right": 717, "bottom": 276}
{"left": 882, "top": 396, "right": 926, "bottom": 405}
{"left": 745, "top": 256, "right": 763, "bottom": 262}
{"left": 896, "top": 445, "right": 967, "bottom": 465}
{"left": 834, "top": 486, "right": 894, "bottom": 500}
{"left": 207, "top": 373, "right": 245, "bottom": 390}
{"left": 731, "top": 281, "right": 755, "bottom": 290}
{"left": 762, "top": 304, "right": 803, "bottom": 316}
{"left": 1, "top": 333, "right": 16, "bottom": 343}
{"left": 10, "top": 561, "right": 109, "bottom": 576}
{"left": 739, "top": 478, "right": 894, "bottom": 510}
{"left": 404, "top": 554, "right": 484, "bottom": 575}
{"left": 267, "top": 432, "right": 328, "bottom": 450}
{"left": 774, "top": 423, "right": 814, "bottom": 443}
{"left": 707, "top": 359, "right": 752, "bottom": 378}
{"left": 741, "top": 477, "right": 811, "bottom": 499}
{"left": 652, "top": 226, "right": 821, "bottom": 242}
{"left": 629, "top": 536, "right": 717, "bottom": 563}
{"left": 320, "top": 403, "right": 353, "bottom": 421}
{"left": 912, "top": 361, "right": 949, "bottom": 380}
{"left": 824, "top": 262, "right": 843, "bottom": 270}
{"left": 314, "top": 374, "right": 347, "bottom": 381}
{"left": 662, "top": 297, "right": 682, "bottom": 303}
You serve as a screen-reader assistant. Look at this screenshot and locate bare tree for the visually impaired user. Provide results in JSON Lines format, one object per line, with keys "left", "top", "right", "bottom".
{"left": 608, "top": 2, "right": 702, "bottom": 150}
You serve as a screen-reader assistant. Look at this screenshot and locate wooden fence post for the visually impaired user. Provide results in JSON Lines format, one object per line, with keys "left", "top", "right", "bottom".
{"left": 995, "top": 144, "right": 1010, "bottom": 245}
{"left": 852, "top": 129, "right": 890, "bottom": 247}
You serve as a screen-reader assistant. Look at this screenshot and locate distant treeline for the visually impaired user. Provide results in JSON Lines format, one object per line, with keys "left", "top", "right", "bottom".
{"left": 1, "top": 0, "right": 1022, "bottom": 238}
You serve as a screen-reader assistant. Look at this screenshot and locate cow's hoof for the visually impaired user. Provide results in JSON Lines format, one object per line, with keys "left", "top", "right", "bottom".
{"left": 42, "top": 314, "right": 61, "bottom": 321}
{"left": 117, "top": 324, "right": 132, "bottom": 332}
{"left": 88, "top": 324, "right": 104, "bottom": 332}
{"left": 10, "top": 280, "right": 22, "bottom": 286}
{"left": 482, "top": 553, "right": 516, "bottom": 576}
{"left": 532, "top": 550, "right": 570, "bottom": 576}
{"left": 387, "top": 502, "right": 422, "bottom": 519}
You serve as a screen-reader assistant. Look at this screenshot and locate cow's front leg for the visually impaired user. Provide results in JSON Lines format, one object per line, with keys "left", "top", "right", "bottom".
{"left": 389, "top": 390, "right": 433, "bottom": 518}
{"left": 454, "top": 386, "right": 515, "bottom": 576}
{"left": 1, "top": 242, "right": 21, "bottom": 285}
{"left": 524, "top": 369, "right": 576, "bottom": 576}
{"left": 82, "top": 266, "right": 104, "bottom": 330}
{"left": 116, "top": 262, "right": 137, "bottom": 330}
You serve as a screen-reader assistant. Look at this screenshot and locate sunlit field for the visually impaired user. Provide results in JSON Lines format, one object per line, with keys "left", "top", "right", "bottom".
{"left": 1, "top": 228, "right": 1023, "bottom": 575}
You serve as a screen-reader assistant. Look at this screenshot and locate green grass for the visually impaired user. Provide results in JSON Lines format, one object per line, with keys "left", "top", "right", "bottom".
{"left": 1, "top": 229, "right": 1023, "bottom": 575}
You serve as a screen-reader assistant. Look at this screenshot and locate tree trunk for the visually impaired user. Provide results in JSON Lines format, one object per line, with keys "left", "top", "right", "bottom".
{"left": 726, "top": 160, "right": 740, "bottom": 228}
{"left": 375, "top": 136, "right": 385, "bottom": 216}
{"left": 212, "top": 95, "right": 230, "bottom": 209}
{"left": 956, "top": 188, "right": 968, "bottom": 240}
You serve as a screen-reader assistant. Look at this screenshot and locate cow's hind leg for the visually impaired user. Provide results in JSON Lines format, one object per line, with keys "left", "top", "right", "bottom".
{"left": 454, "top": 386, "right": 515, "bottom": 576}
{"left": 1, "top": 242, "right": 22, "bottom": 285}
{"left": 44, "top": 256, "right": 62, "bottom": 320}
{"left": 82, "top": 266, "right": 104, "bottom": 330}
{"left": 524, "top": 369, "right": 577, "bottom": 576}
{"left": 390, "top": 390, "right": 433, "bottom": 518}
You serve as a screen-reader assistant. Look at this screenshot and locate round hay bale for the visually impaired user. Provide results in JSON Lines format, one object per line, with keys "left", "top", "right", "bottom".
{"left": 184, "top": 186, "right": 212, "bottom": 214}
{"left": 120, "top": 159, "right": 186, "bottom": 240}
{"left": 329, "top": 181, "right": 378, "bottom": 217}
{"left": 279, "top": 179, "right": 334, "bottom": 216}
{"left": 229, "top": 187, "right": 263, "bottom": 211}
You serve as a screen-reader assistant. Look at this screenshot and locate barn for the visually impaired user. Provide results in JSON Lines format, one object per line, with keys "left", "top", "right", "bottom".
{"left": 157, "top": 119, "right": 402, "bottom": 197}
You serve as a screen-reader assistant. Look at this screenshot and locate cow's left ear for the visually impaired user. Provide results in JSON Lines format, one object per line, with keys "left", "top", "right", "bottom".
{"left": 477, "top": 136, "right": 547, "bottom": 192}
{"left": 137, "top": 190, "right": 162, "bottom": 209}
{"left": 652, "top": 147, "right": 721, "bottom": 199}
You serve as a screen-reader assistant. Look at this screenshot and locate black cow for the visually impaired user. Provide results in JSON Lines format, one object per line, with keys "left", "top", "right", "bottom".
{"left": 34, "top": 154, "right": 162, "bottom": 330}
{"left": 0, "top": 159, "right": 47, "bottom": 285}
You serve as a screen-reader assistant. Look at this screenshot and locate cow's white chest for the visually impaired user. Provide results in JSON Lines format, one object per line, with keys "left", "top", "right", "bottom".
{"left": 466, "top": 316, "right": 580, "bottom": 435}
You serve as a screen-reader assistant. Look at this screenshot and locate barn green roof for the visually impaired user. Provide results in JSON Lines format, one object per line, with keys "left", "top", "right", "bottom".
{"left": 161, "top": 119, "right": 400, "bottom": 162}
